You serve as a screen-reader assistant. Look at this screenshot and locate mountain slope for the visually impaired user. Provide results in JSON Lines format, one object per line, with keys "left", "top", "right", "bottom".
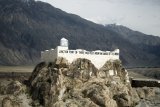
{"left": 0, "top": 0, "right": 160, "bottom": 67}
{"left": 105, "top": 24, "right": 160, "bottom": 58}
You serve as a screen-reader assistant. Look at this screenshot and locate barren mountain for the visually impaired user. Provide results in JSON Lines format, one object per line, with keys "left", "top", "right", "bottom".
{"left": 0, "top": 0, "right": 160, "bottom": 67}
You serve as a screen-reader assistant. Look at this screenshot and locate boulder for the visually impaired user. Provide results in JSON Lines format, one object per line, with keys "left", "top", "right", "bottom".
{"left": 55, "top": 57, "right": 69, "bottom": 68}
{"left": 70, "top": 58, "right": 98, "bottom": 81}
{"left": 136, "top": 87, "right": 155, "bottom": 99}
{"left": 2, "top": 97, "right": 21, "bottom": 107}
{"left": 113, "top": 93, "right": 131, "bottom": 107}
{"left": 6, "top": 81, "right": 24, "bottom": 95}
{"left": 99, "top": 60, "right": 130, "bottom": 84}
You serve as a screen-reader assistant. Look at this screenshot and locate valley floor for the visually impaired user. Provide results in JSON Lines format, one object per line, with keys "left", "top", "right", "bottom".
{"left": 0, "top": 66, "right": 34, "bottom": 73}
{"left": 127, "top": 68, "right": 160, "bottom": 80}
{"left": 0, "top": 66, "right": 159, "bottom": 80}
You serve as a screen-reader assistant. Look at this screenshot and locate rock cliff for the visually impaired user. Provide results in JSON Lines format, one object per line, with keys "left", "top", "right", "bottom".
{"left": 0, "top": 58, "right": 159, "bottom": 107}
{"left": 28, "top": 58, "right": 137, "bottom": 107}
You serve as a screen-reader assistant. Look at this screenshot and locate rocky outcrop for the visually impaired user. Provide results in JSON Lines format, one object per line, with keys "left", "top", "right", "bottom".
{"left": 135, "top": 87, "right": 156, "bottom": 99}
{"left": 0, "top": 80, "right": 26, "bottom": 95}
{"left": 1, "top": 57, "right": 160, "bottom": 107}
{"left": 6, "top": 81, "right": 25, "bottom": 95}
{"left": 2, "top": 97, "right": 21, "bottom": 107}
{"left": 0, "top": 80, "right": 32, "bottom": 107}
{"left": 99, "top": 60, "right": 130, "bottom": 83}
{"left": 28, "top": 57, "right": 138, "bottom": 107}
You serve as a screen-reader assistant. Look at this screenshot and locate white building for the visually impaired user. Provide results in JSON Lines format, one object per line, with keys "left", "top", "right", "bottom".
{"left": 41, "top": 38, "right": 120, "bottom": 69}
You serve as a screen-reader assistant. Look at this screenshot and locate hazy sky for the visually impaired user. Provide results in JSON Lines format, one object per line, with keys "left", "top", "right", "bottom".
{"left": 39, "top": 0, "right": 160, "bottom": 36}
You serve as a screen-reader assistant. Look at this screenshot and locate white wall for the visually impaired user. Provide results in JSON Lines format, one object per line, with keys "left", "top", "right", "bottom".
{"left": 41, "top": 48, "right": 57, "bottom": 62}
{"left": 41, "top": 46, "right": 119, "bottom": 69}
{"left": 57, "top": 46, "right": 119, "bottom": 69}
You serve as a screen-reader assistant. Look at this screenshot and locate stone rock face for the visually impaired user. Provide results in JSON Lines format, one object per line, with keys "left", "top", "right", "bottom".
{"left": 0, "top": 80, "right": 32, "bottom": 107}
{"left": 99, "top": 60, "right": 129, "bottom": 83}
{"left": 135, "top": 87, "right": 156, "bottom": 99}
{"left": 2, "top": 97, "right": 21, "bottom": 107}
{"left": 6, "top": 81, "right": 24, "bottom": 95}
{"left": 69, "top": 58, "right": 98, "bottom": 81}
{"left": 28, "top": 57, "right": 138, "bottom": 107}
{"left": 1, "top": 58, "right": 160, "bottom": 107}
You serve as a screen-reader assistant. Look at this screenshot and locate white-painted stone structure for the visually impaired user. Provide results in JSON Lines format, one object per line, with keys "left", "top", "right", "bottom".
{"left": 41, "top": 38, "right": 120, "bottom": 69}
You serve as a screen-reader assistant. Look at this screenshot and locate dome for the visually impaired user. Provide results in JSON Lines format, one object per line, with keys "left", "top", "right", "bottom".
{"left": 60, "top": 38, "right": 68, "bottom": 47}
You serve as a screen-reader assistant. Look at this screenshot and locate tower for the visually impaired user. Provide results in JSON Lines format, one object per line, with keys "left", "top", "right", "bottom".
{"left": 60, "top": 38, "right": 68, "bottom": 47}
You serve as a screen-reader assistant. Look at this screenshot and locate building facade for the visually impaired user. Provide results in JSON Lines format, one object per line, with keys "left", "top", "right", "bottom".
{"left": 41, "top": 38, "right": 120, "bottom": 69}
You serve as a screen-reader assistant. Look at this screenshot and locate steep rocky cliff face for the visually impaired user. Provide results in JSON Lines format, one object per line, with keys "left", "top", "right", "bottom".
{"left": 0, "top": 58, "right": 160, "bottom": 107}
{"left": 27, "top": 58, "right": 140, "bottom": 107}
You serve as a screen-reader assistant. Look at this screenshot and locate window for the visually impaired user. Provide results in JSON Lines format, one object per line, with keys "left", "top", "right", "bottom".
{"left": 65, "top": 51, "right": 68, "bottom": 53}
{"left": 69, "top": 51, "right": 74, "bottom": 53}
{"left": 59, "top": 50, "right": 64, "bottom": 53}
{"left": 85, "top": 52, "right": 89, "bottom": 54}
{"left": 95, "top": 52, "right": 99, "bottom": 55}
{"left": 79, "top": 51, "right": 84, "bottom": 54}
{"left": 103, "top": 53, "right": 108, "bottom": 55}
{"left": 115, "top": 53, "right": 119, "bottom": 55}
{"left": 90, "top": 52, "right": 94, "bottom": 55}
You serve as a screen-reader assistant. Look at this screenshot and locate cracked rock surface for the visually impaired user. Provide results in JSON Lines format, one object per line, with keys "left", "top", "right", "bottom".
{"left": 29, "top": 58, "right": 137, "bottom": 107}
{"left": 0, "top": 57, "right": 159, "bottom": 107}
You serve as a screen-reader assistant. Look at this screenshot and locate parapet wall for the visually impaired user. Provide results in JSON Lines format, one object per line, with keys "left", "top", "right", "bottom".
{"left": 41, "top": 46, "right": 119, "bottom": 69}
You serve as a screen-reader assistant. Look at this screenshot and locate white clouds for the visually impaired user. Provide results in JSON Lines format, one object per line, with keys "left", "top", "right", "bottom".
{"left": 39, "top": 0, "right": 160, "bottom": 36}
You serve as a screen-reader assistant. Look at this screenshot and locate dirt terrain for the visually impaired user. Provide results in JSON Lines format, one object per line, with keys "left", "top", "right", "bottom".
{"left": 127, "top": 68, "right": 160, "bottom": 80}
{"left": 0, "top": 66, "right": 34, "bottom": 73}
{"left": 0, "top": 66, "right": 159, "bottom": 79}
